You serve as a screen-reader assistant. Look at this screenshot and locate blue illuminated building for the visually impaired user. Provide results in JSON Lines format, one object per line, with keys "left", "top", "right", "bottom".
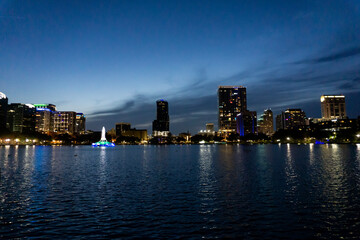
{"left": 236, "top": 110, "right": 257, "bottom": 136}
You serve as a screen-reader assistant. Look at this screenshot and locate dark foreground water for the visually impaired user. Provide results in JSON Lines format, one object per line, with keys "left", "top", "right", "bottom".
{"left": 1, "top": 144, "right": 360, "bottom": 239}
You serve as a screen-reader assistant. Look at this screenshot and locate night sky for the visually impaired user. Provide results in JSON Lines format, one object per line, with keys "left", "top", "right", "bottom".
{"left": 1, "top": 0, "right": 360, "bottom": 134}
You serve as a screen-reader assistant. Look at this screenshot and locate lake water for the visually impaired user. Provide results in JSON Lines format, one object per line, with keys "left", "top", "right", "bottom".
{"left": 1, "top": 144, "right": 360, "bottom": 239}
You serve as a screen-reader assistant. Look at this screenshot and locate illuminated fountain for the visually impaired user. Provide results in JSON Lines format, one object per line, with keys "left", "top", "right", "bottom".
{"left": 92, "top": 126, "right": 115, "bottom": 147}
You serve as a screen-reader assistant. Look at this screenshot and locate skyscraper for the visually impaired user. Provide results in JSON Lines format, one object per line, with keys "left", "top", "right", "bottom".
{"left": 321, "top": 95, "right": 346, "bottom": 119}
{"left": 34, "top": 104, "right": 57, "bottom": 134}
{"left": 218, "top": 86, "right": 247, "bottom": 134}
{"left": 0, "top": 92, "right": 8, "bottom": 132}
{"left": 152, "top": 99, "right": 170, "bottom": 137}
{"left": 236, "top": 110, "right": 257, "bottom": 136}
{"left": 6, "top": 103, "right": 36, "bottom": 133}
{"left": 258, "top": 109, "right": 274, "bottom": 136}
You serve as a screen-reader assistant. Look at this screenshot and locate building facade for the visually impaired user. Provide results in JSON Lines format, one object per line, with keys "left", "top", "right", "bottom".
{"left": 0, "top": 92, "right": 8, "bottom": 132}
{"left": 276, "top": 109, "right": 306, "bottom": 130}
{"left": 54, "top": 111, "right": 76, "bottom": 134}
{"left": 321, "top": 95, "right": 346, "bottom": 119}
{"left": 115, "top": 122, "right": 131, "bottom": 137}
{"left": 75, "top": 113, "right": 86, "bottom": 134}
{"left": 152, "top": 99, "right": 170, "bottom": 136}
{"left": 34, "top": 104, "right": 57, "bottom": 134}
{"left": 218, "top": 86, "right": 247, "bottom": 134}
{"left": 258, "top": 109, "right": 274, "bottom": 136}
{"left": 121, "top": 129, "right": 148, "bottom": 141}
{"left": 6, "top": 103, "right": 36, "bottom": 133}
{"left": 236, "top": 110, "right": 257, "bottom": 136}
{"left": 206, "top": 123, "right": 215, "bottom": 133}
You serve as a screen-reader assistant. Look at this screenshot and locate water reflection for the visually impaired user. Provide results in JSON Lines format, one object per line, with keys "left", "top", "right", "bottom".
{"left": 0, "top": 145, "right": 360, "bottom": 239}
{"left": 98, "top": 147, "right": 107, "bottom": 188}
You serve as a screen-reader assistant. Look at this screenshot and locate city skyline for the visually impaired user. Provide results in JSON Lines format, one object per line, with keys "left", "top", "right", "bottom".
{"left": 1, "top": 0, "right": 360, "bottom": 134}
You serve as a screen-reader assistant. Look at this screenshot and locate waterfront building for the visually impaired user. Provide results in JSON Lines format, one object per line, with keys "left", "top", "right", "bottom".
{"left": 276, "top": 109, "right": 306, "bottom": 130}
{"left": 121, "top": 129, "right": 148, "bottom": 141}
{"left": 321, "top": 95, "right": 346, "bottom": 120}
{"left": 236, "top": 110, "right": 257, "bottom": 136}
{"left": 311, "top": 118, "right": 357, "bottom": 132}
{"left": 0, "top": 92, "right": 8, "bottom": 132}
{"left": 115, "top": 122, "right": 147, "bottom": 141}
{"left": 152, "top": 99, "right": 170, "bottom": 137}
{"left": 218, "top": 86, "right": 247, "bottom": 134}
{"left": 179, "top": 132, "right": 191, "bottom": 142}
{"left": 54, "top": 111, "right": 76, "bottom": 134}
{"left": 115, "top": 122, "right": 131, "bottom": 137}
{"left": 258, "top": 109, "right": 274, "bottom": 136}
{"left": 6, "top": 103, "right": 36, "bottom": 133}
{"left": 34, "top": 104, "right": 57, "bottom": 134}
{"left": 75, "top": 113, "right": 86, "bottom": 134}
{"left": 206, "top": 123, "right": 215, "bottom": 132}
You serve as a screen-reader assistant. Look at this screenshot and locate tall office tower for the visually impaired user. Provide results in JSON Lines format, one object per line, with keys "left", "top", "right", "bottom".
{"left": 321, "top": 95, "right": 346, "bottom": 119}
{"left": 0, "top": 92, "right": 8, "bottom": 132}
{"left": 276, "top": 109, "right": 306, "bottom": 130}
{"left": 6, "top": 103, "right": 36, "bottom": 133}
{"left": 75, "top": 113, "right": 86, "bottom": 134}
{"left": 34, "top": 104, "right": 57, "bottom": 134}
{"left": 54, "top": 111, "right": 76, "bottom": 134}
{"left": 218, "top": 86, "right": 247, "bottom": 134}
{"left": 236, "top": 110, "right": 257, "bottom": 136}
{"left": 258, "top": 109, "right": 274, "bottom": 136}
{"left": 115, "top": 122, "right": 131, "bottom": 137}
{"left": 152, "top": 99, "right": 170, "bottom": 136}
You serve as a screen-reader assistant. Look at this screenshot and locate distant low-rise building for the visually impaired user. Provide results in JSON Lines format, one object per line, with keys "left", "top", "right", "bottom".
{"left": 122, "top": 129, "right": 148, "bottom": 141}
{"left": 115, "top": 122, "right": 131, "bottom": 137}
{"left": 116, "top": 122, "right": 147, "bottom": 141}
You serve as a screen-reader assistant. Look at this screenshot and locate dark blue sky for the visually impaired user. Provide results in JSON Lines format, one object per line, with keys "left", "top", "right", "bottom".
{"left": 1, "top": 0, "right": 360, "bottom": 134}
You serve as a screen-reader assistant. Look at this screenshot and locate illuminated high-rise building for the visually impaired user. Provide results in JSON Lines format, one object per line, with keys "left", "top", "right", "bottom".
{"left": 152, "top": 99, "right": 170, "bottom": 136}
{"left": 75, "top": 113, "right": 86, "bottom": 134}
{"left": 276, "top": 109, "right": 306, "bottom": 130}
{"left": 258, "top": 109, "right": 274, "bottom": 136}
{"left": 0, "top": 92, "right": 8, "bottom": 132}
{"left": 34, "top": 104, "right": 57, "bottom": 134}
{"left": 6, "top": 103, "right": 36, "bottom": 133}
{"left": 218, "top": 86, "right": 247, "bottom": 133}
{"left": 236, "top": 110, "right": 257, "bottom": 136}
{"left": 54, "top": 111, "right": 76, "bottom": 134}
{"left": 320, "top": 95, "right": 346, "bottom": 119}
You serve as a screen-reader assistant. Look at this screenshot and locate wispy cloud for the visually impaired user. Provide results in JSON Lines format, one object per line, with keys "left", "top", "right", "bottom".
{"left": 299, "top": 47, "right": 360, "bottom": 64}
